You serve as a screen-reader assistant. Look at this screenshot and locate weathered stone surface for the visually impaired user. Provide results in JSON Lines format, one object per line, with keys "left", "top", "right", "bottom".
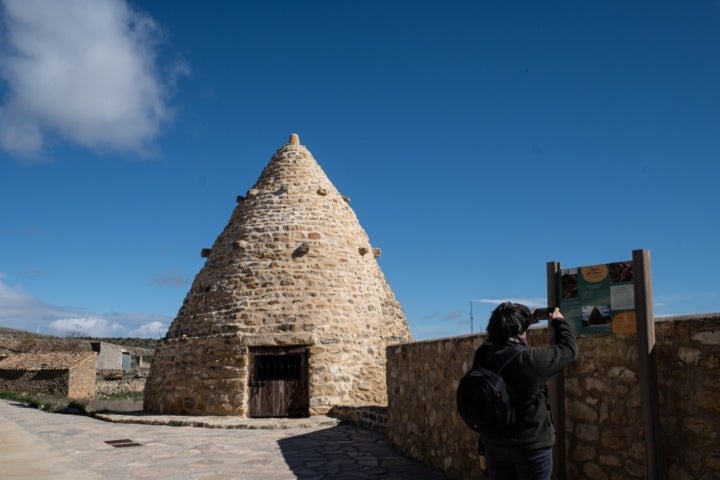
{"left": 569, "top": 399, "right": 597, "bottom": 423}
{"left": 667, "top": 465, "right": 694, "bottom": 480}
{"left": 678, "top": 346, "right": 702, "bottom": 364}
{"left": 691, "top": 330, "right": 720, "bottom": 344}
{"left": 144, "top": 135, "right": 412, "bottom": 416}
{"left": 572, "top": 445, "right": 597, "bottom": 462}
{"left": 583, "top": 462, "right": 609, "bottom": 480}
{"left": 576, "top": 423, "right": 599, "bottom": 441}
{"left": 600, "top": 455, "right": 622, "bottom": 467}
{"left": 96, "top": 378, "right": 145, "bottom": 396}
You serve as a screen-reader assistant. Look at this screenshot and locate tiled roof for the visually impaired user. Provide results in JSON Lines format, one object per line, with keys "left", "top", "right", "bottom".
{"left": 0, "top": 351, "right": 95, "bottom": 371}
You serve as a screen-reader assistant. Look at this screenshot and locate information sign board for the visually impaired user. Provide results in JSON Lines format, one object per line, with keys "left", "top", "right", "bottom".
{"left": 558, "top": 260, "right": 636, "bottom": 335}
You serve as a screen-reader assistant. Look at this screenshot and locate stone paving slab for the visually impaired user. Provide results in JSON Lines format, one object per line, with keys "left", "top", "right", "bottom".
{"left": 0, "top": 400, "right": 447, "bottom": 480}
{"left": 0, "top": 407, "right": 104, "bottom": 480}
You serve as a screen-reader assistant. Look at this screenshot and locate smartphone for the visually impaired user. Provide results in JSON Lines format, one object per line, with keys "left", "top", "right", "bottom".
{"left": 533, "top": 308, "right": 551, "bottom": 321}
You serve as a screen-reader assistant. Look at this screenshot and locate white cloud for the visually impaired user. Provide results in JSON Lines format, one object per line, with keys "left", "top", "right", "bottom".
{"left": 472, "top": 297, "right": 548, "bottom": 308}
{"left": 128, "top": 321, "right": 166, "bottom": 338}
{"left": 0, "top": 274, "right": 170, "bottom": 338}
{"left": 0, "top": 273, "right": 70, "bottom": 321}
{"left": 0, "top": 0, "right": 188, "bottom": 157}
{"left": 49, "top": 316, "right": 124, "bottom": 337}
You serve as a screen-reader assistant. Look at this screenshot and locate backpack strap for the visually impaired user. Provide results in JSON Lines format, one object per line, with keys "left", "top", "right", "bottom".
{"left": 496, "top": 344, "right": 525, "bottom": 374}
{"left": 474, "top": 343, "right": 525, "bottom": 373}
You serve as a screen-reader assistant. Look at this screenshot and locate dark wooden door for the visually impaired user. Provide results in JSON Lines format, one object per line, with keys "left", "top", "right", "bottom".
{"left": 248, "top": 346, "right": 309, "bottom": 418}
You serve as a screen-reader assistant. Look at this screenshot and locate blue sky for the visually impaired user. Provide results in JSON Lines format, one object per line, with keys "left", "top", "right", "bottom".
{"left": 1, "top": 0, "right": 718, "bottom": 340}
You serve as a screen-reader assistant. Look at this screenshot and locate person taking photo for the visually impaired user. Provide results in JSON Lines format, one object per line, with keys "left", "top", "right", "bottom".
{"left": 475, "top": 302, "right": 578, "bottom": 480}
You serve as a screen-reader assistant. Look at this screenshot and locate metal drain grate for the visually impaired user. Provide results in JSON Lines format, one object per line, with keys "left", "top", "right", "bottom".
{"left": 105, "top": 439, "right": 142, "bottom": 448}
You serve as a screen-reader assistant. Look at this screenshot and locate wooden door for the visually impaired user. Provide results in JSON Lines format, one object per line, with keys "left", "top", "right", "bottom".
{"left": 248, "top": 346, "right": 309, "bottom": 418}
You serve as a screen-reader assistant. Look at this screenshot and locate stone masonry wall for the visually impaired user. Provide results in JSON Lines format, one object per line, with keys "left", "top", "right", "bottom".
{"left": 145, "top": 334, "right": 246, "bottom": 415}
{"left": 67, "top": 353, "right": 96, "bottom": 398}
{"left": 654, "top": 315, "right": 720, "bottom": 479}
{"left": 386, "top": 314, "right": 720, "bottom": 480}
{"left": 96, "top": 378, "right": 146, "bottom": 397}
{"left": 0, "top": 369, "right": 71, "bottom": 396}
{"left": 328, "top": 405, "right": 388, "bottom": 433}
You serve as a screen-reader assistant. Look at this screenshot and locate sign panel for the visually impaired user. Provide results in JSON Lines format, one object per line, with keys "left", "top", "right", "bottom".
{"left": 558, "top": 260, "right": 636, "bottom": 335}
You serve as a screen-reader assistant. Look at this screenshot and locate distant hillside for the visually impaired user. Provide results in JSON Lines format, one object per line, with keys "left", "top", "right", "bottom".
{"left": 76, "top": 337, "right": 160, "bottom": 351}
{"left": 0, "top": 327, "right": 160, "bottom": 353}
{"left": 0, "top": 326, "right": 59, "bottom": 341}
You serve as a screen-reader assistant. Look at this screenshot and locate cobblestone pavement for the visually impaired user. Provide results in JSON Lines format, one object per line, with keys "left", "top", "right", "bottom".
{"left": 0, "top": 400, "right": 447, "bottom": 480}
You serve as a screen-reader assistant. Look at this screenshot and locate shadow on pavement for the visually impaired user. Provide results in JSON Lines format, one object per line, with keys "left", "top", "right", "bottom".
{"left": 277, "top": 423, "right": 447, "bottom": 479}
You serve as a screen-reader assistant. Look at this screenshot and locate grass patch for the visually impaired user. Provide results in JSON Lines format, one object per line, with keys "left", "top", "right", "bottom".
{"left": 1, "top": 390, "right": 144, "bottom": 414}
{"left": 0, "top": 390, "right": 72, "bottom": 412}
{"left": 96, "top": 391, "right": 144, "bottom": 401}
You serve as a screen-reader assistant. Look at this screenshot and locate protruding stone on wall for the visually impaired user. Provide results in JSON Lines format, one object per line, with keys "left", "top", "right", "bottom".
{"left": 292, "top": 243, "right": 310, "bottom": 258}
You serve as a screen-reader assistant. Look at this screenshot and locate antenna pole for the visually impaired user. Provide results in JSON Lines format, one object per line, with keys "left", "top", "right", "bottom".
{"left": 469, "top": 301, "right": 474, "bottom": 334}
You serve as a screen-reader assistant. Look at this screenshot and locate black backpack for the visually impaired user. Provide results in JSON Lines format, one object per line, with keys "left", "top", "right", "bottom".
{"left": 456, "top": 343, "right": 525, "bottom": 435}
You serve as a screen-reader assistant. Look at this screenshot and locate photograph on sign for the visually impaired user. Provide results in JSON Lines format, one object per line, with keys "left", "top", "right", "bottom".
{"left": 558, "top": 260, "right": 636, "bottom": 335}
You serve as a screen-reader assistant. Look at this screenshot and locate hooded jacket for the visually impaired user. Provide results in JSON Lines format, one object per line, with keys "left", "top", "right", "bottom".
{"left": 475, "top": 318, "right": 578, "bottom": 450}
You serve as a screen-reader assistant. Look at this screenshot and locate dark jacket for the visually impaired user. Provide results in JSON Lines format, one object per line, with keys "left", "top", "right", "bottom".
{"left": 476, "top": 318, "right": 578, "bottom": 450}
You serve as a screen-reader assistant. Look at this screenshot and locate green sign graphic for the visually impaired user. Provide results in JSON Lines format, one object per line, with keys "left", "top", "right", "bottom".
{"left": 558, "top": 261, "right": 636, "bottom": 335}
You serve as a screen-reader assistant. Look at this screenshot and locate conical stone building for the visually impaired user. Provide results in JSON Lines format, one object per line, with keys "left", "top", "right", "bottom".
{"left": 144, "top": 134, "right": 413, "bottom": 417}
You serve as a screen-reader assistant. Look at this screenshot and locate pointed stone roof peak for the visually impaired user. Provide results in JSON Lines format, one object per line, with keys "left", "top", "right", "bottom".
{"left": 288, "top": 133, "right": 300, "bottom": 145}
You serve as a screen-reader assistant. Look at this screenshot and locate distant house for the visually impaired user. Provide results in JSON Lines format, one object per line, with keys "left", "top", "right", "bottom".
{"left": 128, "top": 346, "right": 154, "bottom": 370}
{"left": 91, "top": 342, "right": 154, "bottom": 374}
{"left": 0, "top": 352, "right": 96, "bottom": 398}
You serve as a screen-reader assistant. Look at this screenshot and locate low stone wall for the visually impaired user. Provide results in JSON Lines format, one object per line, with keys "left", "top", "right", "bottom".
{"left": 387, "top": 332, "right": 482, "bottom": 478}
{"left": 327, "top": 405, "right": 388, "bottom": 433}
{"left": 96, "top": 378, "right": 146, "bottom": 397}
{"left": 0, "top": 369, "right": 71, "bottom": 397}
{"left": 386, "top": 314, "right": 720, "bottom": 480}
{"left": 654, "top": 315, "right": 720, "bottom": 479}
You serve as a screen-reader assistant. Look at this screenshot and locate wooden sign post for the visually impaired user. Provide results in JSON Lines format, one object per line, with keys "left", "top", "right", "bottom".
{"left": 547, "top": 250, "right": 663, "bottom": 479}
{"left": 632, "top": 249, "right": 663, "bottom": 479}
{"left": 546, "top": 261, "right": 565, "bottom": 479}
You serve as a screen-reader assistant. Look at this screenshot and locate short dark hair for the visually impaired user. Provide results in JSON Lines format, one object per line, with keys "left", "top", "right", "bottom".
{"left": 486, "top": 302, "right": 533, "bottom": 344}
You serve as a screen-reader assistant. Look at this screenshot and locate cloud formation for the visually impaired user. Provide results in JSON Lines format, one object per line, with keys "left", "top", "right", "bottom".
{"left": 0, "top": 274, "right": 68, "bottom": 322}
{"left": 472, "top": 297, "right": 548, "bottom": 308}
{"left": 50, "top": 316, "right": 124, "bottom": 337}
{"left": 0, "top": 274, "right": 169, "bottom": 338}
{"left": 0, "top": 0, "right": 188, "bottom": 157}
